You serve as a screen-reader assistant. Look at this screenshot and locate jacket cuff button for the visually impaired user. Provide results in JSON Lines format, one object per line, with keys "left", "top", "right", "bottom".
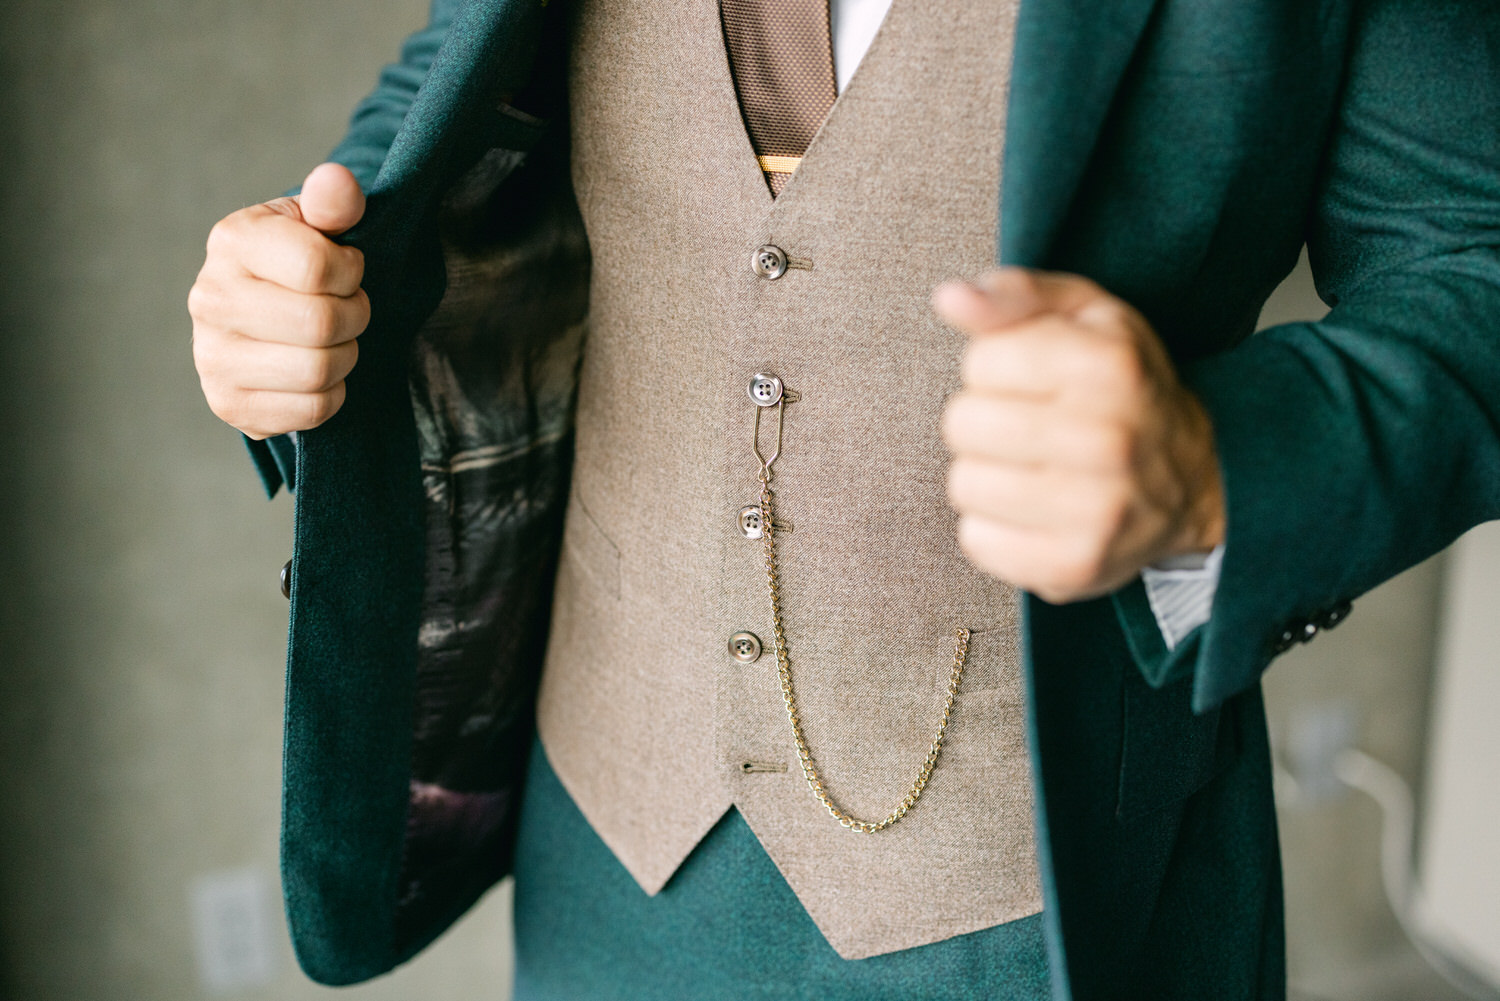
{"left": 280, "top": 559, "right": 292, "bottom": 599}
{"left": 1314, "top": 600, "right": 1353, "bottom": 631}
{"left": 1271, "top": 623, "right": 1301, "bottom": 655}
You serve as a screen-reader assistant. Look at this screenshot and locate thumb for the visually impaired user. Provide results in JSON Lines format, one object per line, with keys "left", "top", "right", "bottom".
{"left": 932, "top": 269, "right": 1049, "bottom": 336}
{"left": 932, "top": 268, "right": 1103, "bottom": 336}
{"left": 296, "top": 162, "right": 365, "bottom": 236}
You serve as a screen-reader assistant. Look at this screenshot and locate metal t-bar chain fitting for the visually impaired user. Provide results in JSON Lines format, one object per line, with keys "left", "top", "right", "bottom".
{"left": 751, "top": 389, "right": 971, "bottom": 833}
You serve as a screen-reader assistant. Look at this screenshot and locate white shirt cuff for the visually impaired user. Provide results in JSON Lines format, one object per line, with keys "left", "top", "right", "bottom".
{"left": 1140, "top": 544, "right": 1224, "bottom": 651}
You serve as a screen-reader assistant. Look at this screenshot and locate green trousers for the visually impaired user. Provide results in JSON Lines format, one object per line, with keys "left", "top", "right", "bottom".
{"left": 512, "top": 740, "right": 1051, "bottom": 1000}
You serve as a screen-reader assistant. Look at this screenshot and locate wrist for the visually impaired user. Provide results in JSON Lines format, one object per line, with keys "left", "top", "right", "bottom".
{"left": 1168, "top": 390, "right": 1226, "bottom": 556}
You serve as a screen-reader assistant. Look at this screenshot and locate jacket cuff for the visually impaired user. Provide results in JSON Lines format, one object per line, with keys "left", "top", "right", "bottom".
{"left": 1110, "top": 576, "right": 1206, "bottom": 691}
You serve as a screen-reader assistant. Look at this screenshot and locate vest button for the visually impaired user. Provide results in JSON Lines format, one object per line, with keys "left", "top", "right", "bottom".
{"left": 751, "top": 245, "right": 788, "bottom": 280}
{"left": 737, "top": 505, "right": 765, "bottom": 539}
{"left": 728, "top": 631, "right": 763, "bottom": 663}
{"left": 748, "top": 372, "right": 784, "bottom": 406}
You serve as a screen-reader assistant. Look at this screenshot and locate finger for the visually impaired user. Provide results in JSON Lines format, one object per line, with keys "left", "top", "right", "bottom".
{"left": 946, "top": 458, "right": 1121, "bottom": 532}
{"left": 958, "top": 314, "right": 1087, "bottom": 396}
{"left": 955, "top": 514, "right": 1123, "bottom": 604}
{"left": 962, "top": 321, "right": 1145, "bottom": 413}
{"left": 933, "top": 268, "right": 1111, "bottom": 336}
{"left": 953, "top": 515, "right": 1070, "bottom": 589}
{"left": 194, "top": 275, "right": 368, "bottom": 347}
{"left": 230, "top": 385, "right": 348, "bottom": 440}
{"left": 978, "top": 268, "right": 1110, "bottom": 318}
{"left": 932, "top": 277, "right": 1047, "bottom": 337}
{"left": 196, "top": 328, "right": 359, "bottom": 394}
{"left": 296, "top": 162, "right": 366, "bottom": 235}
{"left": 211, "top": 207, "right": 364, "bottom": 296}
{"left": 941, "top": 393, "right": 1132, "bottom": 472}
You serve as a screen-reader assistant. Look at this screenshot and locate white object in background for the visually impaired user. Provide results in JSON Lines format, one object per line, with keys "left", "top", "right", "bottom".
{"left": 1286, "top": 699, "right": 1359, "bottom": 802}
{"left": 190, "top": 867, "right": 278, "bottom": 993}
{"left": 1418, "top": 520, "right": 1500, "bottom": 987}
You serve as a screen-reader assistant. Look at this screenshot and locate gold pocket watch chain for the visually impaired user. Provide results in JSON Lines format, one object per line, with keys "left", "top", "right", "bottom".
{"left": 750, "top": 375, "right": 970, "bottom": 833}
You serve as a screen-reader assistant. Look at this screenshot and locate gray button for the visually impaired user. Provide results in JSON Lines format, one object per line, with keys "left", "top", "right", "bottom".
{"left": 748, "top": 372, "right": 784, "bottom": 406}
{"left": 752, "top": 245, "right": 788, "bottom": 280}
{"left": 738, "top": 505, "right": 765, "bottom": 539}
{"left": 728, "top": 631, "right": 763, "bottom": 663}
{"left": 280, "top": 559, "right": 292, "bottom": 599}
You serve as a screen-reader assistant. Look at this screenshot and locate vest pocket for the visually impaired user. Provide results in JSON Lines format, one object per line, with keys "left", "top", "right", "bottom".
{"left": 954, "top": 625, "right": 1026, "bottom": 695}
{"left": 1115, "top": 666, "right": 1237, "bottom": 821}
{"left": 561, "top": 486, "right": 621, "bottom": 601}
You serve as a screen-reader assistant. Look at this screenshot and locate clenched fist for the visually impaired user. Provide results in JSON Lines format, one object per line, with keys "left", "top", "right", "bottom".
{"left": 933, "top": 268, "right": 1225, "bottom": 604}
{"left": 189, "top": 162, "right": 369, "bottom": 439}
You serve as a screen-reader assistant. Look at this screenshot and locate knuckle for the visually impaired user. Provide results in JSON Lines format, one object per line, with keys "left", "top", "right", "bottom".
{"left": 1004, "top": 268, "right": 1041, "bottom": 299}
{"left": 191, "top": 328, "right": 229, "bottom": 378}
{"left": 955, "top": 516, "right": 1009, "bottom": 581}
{"left": 946, "top": 460, "right": 979, "bottom": 510}
{"left": 346, "top": 246, "right": 366, "bottom": 282}
{"left": 186, "top": 279, "right": 216, "bottom": 323}
{"left": 205, "top": 216, "right": 238, "bottom": 258}
{"left": 298, "top": 297, "right": 339, "bottom": 345}
{"left": 954, "top": 514, "right": 985, "bottom": 557}
{"left": 293, "top": 247, "right": 328, "bottom": 291}
{"left": 204, "top": 385, "right": 245, "bottom": 427}
{"left": 1085, "top": 298, "right": 1133, "bottom": 336}
{"left": 297, "top": 349, "right": 337, "bottom": 392}
{"left": 1071, "top": 274, "right": 1109, "bottom": 302}
{"left": 190, "top": 329, "right": 214, "bottom": 374}
{"left": 940, "top": 394, "right": 975, "bottom": 449}
{"left": 304, "top": 385, "right": 345, "bottom": 427}
{"left": 352, "top": 287, "right": 372, "bottom": 327}
{"left": 261, "top": 195, "right": 300, "bottom": 219}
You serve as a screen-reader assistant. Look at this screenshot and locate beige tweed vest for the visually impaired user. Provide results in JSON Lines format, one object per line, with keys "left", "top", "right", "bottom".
{"left": 535, "top": 0, "right": 1038, "bottom": 959}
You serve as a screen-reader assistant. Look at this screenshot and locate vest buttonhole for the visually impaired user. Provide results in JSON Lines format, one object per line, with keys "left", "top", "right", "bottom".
{"left": 740, "top": 760, "right": 789, "bottom": 774}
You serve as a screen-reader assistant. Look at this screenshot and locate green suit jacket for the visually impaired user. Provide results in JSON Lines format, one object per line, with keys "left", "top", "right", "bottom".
{"left": 244, "top": 0, "right": 1500, "bottom": 997}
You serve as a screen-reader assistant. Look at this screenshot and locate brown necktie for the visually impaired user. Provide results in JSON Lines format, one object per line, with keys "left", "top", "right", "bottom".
{"left": 720, "top": 0, "right": 839, "bottom": 196}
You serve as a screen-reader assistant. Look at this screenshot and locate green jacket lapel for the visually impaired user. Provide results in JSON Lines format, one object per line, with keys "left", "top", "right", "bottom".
{"left": 1000, "top": 2, "right": 1164, "bottom": 998}
{"left": 1000, "top": 0, "right": 1162, "bottom": 267}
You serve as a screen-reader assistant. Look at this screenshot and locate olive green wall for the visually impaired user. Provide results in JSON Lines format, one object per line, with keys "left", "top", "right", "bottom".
{"left": 0, "top": 1, "right": 1474, "bottom": 998}
{"left": 0, "top": 2, "right": 511, "bottom": 999}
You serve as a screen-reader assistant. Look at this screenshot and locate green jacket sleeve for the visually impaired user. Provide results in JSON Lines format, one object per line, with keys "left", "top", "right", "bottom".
{"left": 244, "top": 0, "right": 463, "bottom": 496}
{"left": 1120, "top": 0, "right": 1500, "bottom": 712}
{"left": 326, "top": 0, "right": 467, "bottom": 192}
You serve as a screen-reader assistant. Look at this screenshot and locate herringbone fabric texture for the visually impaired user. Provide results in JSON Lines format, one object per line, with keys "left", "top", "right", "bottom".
{"left": 720, "top": 0, "right": 838, "bottom": 195}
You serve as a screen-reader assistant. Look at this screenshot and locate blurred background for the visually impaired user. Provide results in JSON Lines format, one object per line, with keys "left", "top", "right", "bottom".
{"left": 0, "top": 1, "right": 1494, "bottom": 999}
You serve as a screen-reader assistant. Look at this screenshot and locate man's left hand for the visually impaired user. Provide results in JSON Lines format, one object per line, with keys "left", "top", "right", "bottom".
{"left": 933, "top": 268, "right": 1225, "bottom": 604}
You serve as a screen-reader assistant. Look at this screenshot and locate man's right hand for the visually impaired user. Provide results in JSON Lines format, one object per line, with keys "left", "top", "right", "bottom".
{"left": 189, "top": 162, "right": 369, "bottom": 440}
